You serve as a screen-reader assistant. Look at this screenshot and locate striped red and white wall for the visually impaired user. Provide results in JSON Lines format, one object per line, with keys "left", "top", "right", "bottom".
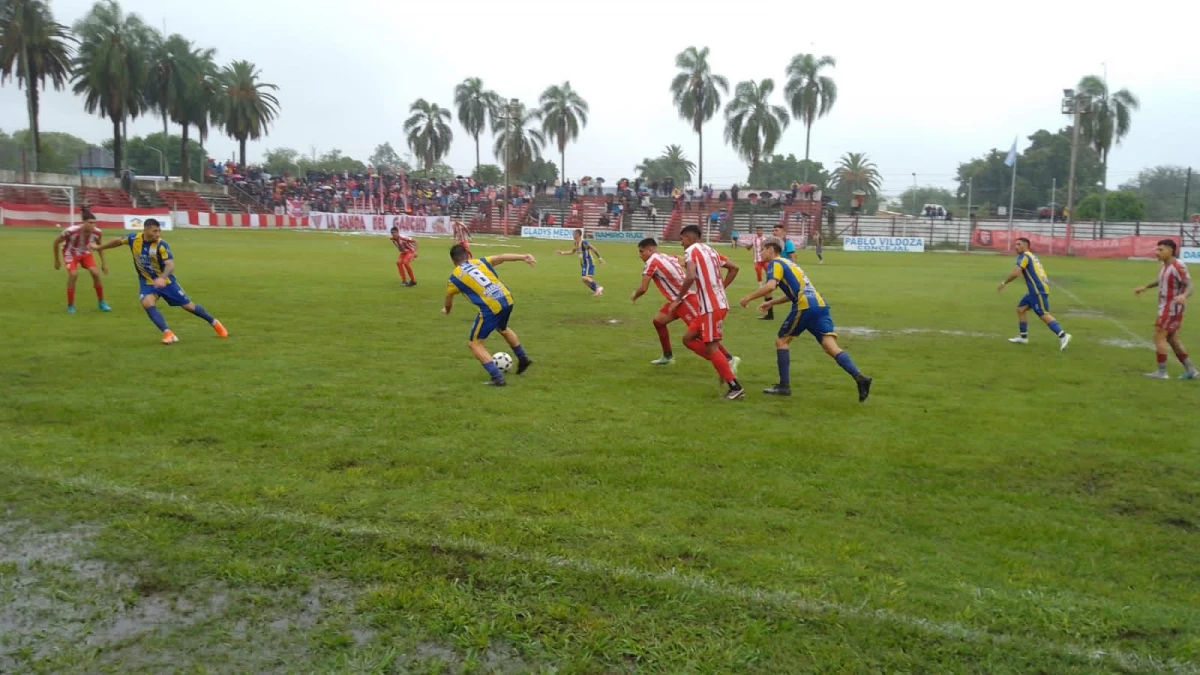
{"left": 0, "top": 202, "right": 309, "bottom": 229}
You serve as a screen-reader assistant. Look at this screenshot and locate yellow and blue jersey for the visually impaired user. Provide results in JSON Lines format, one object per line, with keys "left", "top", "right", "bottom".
{"left": 1017, "top": 252, "right": 1049, "bottom": 296}
{"left": 447, "top": 257, "right": 514, "bottom": 317}
{"left": 124, "top": 232, "right": 175, "bottom": 284}
{"left": 768, "top": 257, "right": 826, "bottom": 310}
{"left": 580, "top": 241, "right": 596, "bottom": 268}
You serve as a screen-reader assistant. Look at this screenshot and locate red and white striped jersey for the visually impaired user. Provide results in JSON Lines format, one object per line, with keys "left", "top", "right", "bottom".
{"left": 749, "top": 234, "right": 765, "bottom": 263}
{"left": 453, "top": 221, "right": 470, "bottom": 241}
{"left": 643, "top": 252, "right": 697, "bottom": 302}
{"left": 1158, "top": 259, "right": 1191, "bottom": 319}
{"left": 392, "top": 234, "right": 417, "bottom": 253}
{"left": 61, "top": 225, "right": 101, "bottom": 259}
{"left": 685, "top": 242, "right": 730, "bottom": 313}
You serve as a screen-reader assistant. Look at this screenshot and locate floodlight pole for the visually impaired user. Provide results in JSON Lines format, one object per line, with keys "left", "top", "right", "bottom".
{"left": 1063, "top": 89, "right": 1089, "bottom": 257}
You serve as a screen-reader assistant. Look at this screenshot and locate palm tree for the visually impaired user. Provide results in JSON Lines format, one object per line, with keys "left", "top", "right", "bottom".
{"left": 669, "top": 46, "right": 728, "bottom": 188}
{"left": 539, "top": 81, "right": 588, "bottom": 187}
{"left": 216, "top": 60, "right": 279, "bottom": 169}
{"left": 635, "top": 144, "right": 696, "bottom": 185}
{"left": 1077, "top": 74, "right": 1138, "bottom": 222}
{"left": 831, "top": 152, "right": 881, "bottom": 196}
{"left": 71, "top": 0, "right": 154, "bottom": 173}
{"left": 0, "top": 0, "right": 74, "bottom": 172}
{"left": 723, "top": 79, "right": 789, "bottom": 173}
{"left": 170, "top": 43, "right": 217, "bottom": 182}
{"left": 404, "top": 99, "right": 453, "bottom": 171}
{"left": 145, "top": 33, "right": 188, "bottom": 143}
{"left": 492, "top": 101, "right": 545, "bottom": 179}
{"left": 453, "top": 77, "right": 499, "bottom": 173}
{"left": 784, "top": 53, "right": 837, "bottom": 174}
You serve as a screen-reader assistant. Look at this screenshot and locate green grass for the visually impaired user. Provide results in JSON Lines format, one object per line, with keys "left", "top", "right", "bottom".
{"left": 1, "top": 227, "right": 1198, "bottom": 673}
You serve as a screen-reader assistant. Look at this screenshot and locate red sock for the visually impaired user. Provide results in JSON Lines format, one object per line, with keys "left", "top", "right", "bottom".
{"left": 94, "top": 283, "right": 104, "bottom": 301}
{"left": 709, "top": 349, "right": 736, "bottom": 383}
{"left": 67, "top": 288, "right": 75, "bottom": 305}
{"left": 403, "top": 263, "right": 415, "bottom": 281}
{"left": 653, "top": 321, "right": 672, "bottom": 355}
{"left": 396, "top": 261, "right": 408, "bottom": 282}
{"left": 1157, "top": 353, "right": 1168, "bottom": 364}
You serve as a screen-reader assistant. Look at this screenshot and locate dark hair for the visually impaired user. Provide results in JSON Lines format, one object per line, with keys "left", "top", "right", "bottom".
{"left": 764, "top": 240, "right": 783, "bottom": 254}
{"left": 450, "top": 244, "right": 469, "bottom": 263}
{"left": 1016, "top": 237, "right": 1030, "bottom": 246}
{"left": 80, "top": 207, "right": 96, "bottom": 222}
{"left": 390, "top": 226, "right": 398, "bottom": 233}
{"left": 1158, "top": 239, "right": 1178, "bottom": 254}
{"left": 680, "top": 225, "right": 701, "bottom": 238}
{"left": 143, "top": 218, "right": 160, "bottom": 229}
{"left": 637, "top": 238, "right": 657, "bottom": 249}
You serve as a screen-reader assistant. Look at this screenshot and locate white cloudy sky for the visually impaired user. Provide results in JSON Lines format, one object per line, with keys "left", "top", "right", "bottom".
{"left": 2, "top": 0, "right": 1195, "bottom": 196}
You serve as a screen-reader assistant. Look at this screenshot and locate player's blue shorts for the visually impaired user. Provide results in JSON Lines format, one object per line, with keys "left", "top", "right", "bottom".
{"left": 139, "top": 280, "right": 191, "bottom": 307}
{"left": 779, "top": 305, "right": 837, "bottom": 343}
{"left": 581, "top": 262, "right": 595, "bottom": 277}
{"left": 471, "top": 305, "right": 513, "bottom": 341}
{"left": 1019, "top": 292, "right": 1051, "bottom": 316}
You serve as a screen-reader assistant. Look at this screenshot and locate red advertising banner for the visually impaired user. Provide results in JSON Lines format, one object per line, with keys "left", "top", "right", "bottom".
{"left": 973, "top": 229, "right": 1173, "bottom": 259}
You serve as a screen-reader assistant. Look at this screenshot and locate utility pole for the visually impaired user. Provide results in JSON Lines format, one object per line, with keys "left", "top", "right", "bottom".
{"left": 1062, "top": 89, "right": 1090, "bottom": 256}
{"left": 1183, "top": 167, "right": 1192, "bottom": 224}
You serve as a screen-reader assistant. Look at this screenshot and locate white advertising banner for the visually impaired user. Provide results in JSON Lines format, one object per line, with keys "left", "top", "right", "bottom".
{"left": 842, "top": 236, "right": 925, "bottom": 253}
{"left": 307, "top": 212, "right": 452, "bottom": 235}
{"left": 1181, "top": 247, "right": 1200, "bottom": 263}
{"left": 123, "top": 214, "right": 173, "bottom": 231}
{"left": 521, "top": 226, "right": 581, "bottom": 240}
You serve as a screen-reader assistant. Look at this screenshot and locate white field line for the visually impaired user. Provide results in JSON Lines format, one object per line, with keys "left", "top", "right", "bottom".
{"left": 13, "top": 469, "right": 1195, "bottom": 674}
{"left": 1051, "top": 282, "right": 1152, "bottom": 348}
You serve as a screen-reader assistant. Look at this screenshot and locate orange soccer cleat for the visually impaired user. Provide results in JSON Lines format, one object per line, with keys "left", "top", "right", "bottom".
{"left": 212, "top": 320, "right": 229, "bottom": 338}
{"left": 161, "top": 330, "right": 179, "bottom": 345}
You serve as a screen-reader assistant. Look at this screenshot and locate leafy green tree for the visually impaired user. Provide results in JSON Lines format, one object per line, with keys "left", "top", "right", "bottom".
{"left": 453, "top": 77, "right": 498, "bottom": 172}
{"left": 368, "top": 142, "right": 409, "bottom": 173}
{"left": 745, "top": 154, "right": 827, "bottom": 190}
{"left": 71, "top": 0, "right": 154, "bottom": 173}
{"left": 472, "top": 163, "right": 503, "bottom": 186}
{"left": 669, "top": 46, "right": 728, "bottom": 188}
{"left": 539, "top": 80, "right": 588, "bottom": 184}
{"left": 1119, "top": 166, "right": 1194, "bottom": 222}
{"left": 635, "top": 144, "right": 696, "bottom": 185}
{"left": 410, "top": 162, "right": 454, "bottom": 181}
{"left": 492, "top": 101, "right": 544, "bottom": 180}
{"left": 107, "top": 132, "right": 205, "bottom": 178}
{"left": 0, "top": 128, "right": 20, "bottom": 170}
{"left": 145, "top": 32, "right": 186, "bottom": 142}
{"left": 1077, "top": 74, "right": 1138, "bottom": 221}
{"left": 0, "top": 0, "right": 74, "bottom": 172}
{"left": 517, "top": 157, "right": 557, "bottom": 186}
{"left": 956, "top": 128, "right": 1103, "bottom": 216}
{"left": 4, "top": 128, "right": 90, "bottom": 173}
{"left": 784, "top": 53, "right": 837, "bottom": 171}
{"left": 261, "top": 146, "right": 300, "bottom": 176}
{"left": 216, "top": 60, "right": 279, "bottom": 169}
{"left": 723, "top": 79, "right": 789, "bottom": 172}
{"left": 831, "top": 152, "right": 881, "bottom": 196}
{"left": 404, "top": 99, "right": 453, "bottom": 171}
{"left": 1076, "top": 191, "right": 1145, "bottom": 221}
{"left": 896, "top": 186, "right": 959, "bottom": 214}
{"left": 315, "top": 148, "right": 366, "bottom": 174}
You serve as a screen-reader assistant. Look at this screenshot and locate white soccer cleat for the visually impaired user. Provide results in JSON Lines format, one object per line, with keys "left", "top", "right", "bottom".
{"left": 1144, "top": 371, "right": 1169, "bottom": 379}
{"left": 1008, "top": 336, "right": 1028, "bottom": 344}
{"left": 1059, "top": 333, "right": 1072, "bottom": 351}
{"left": 593, "top": 286, "right": 604, "bottom": 298}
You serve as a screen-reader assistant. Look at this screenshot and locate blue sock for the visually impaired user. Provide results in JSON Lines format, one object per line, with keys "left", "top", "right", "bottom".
{"left": 587, "top": 280, "right": 598, "bottom": 292}
{"left": 1046, "top": 320, "right": 1064, "bottom": 337}
{"left": 1019, "top": 321, "right": 1028, "bottom": 337}
{"left": 776, "top": 349, "right": 790, "bottom": 385}
{"left": 191, "top": 304, "right": 215, "bottom": 324}
{"left": 513, "top": 344, "right": 528, "bottom": 361}
{"left": 835, "top": 351, "right": 861, "bottom": 378}
{"left": 144, "top": 306, "right": 169, "bottom": 332}
{"left": 483, "top": 361, "right": 503, "bottom": 379}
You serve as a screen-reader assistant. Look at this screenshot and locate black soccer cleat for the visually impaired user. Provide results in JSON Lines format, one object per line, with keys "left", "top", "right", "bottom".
{"left": 725, "top": 386, "right": 746, "bottom": 401}
{"left": 485, "top": 377, "right": 507, "bottom": 387}
{"left": 517, "top": 358, "right": 533, "bottom": 375}
{"left": 759, "top": 310, "right": 775, "bottom": 321}
{"left": 762, "top": 384, "right": 792, "bottom": 396}
{"left": 856, "top": 375, "right": 872, "bottom": 403}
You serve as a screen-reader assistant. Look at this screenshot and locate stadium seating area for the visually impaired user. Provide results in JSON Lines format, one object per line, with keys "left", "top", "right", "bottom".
{"left": 0, "top": 186, "right": 53, "bottom": 204}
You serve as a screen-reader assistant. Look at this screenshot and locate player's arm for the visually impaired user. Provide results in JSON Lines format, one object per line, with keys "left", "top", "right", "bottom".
{"left": 1177, "top": 273, "right": 1195, "bottom": 305}
{"left": 486, "top": 253, "right": 537, "bottom": 267}
{"left": 631, "top": 274, "right": 653, "bottom": 302}
{"left": 92, "top": 238, "right": 125, "bottom": 251}
{"left": 154, "top": 258, "right": 176, "bottom": 287}
{"left": 998, "top": 263, "right": 1024, "bottom": 291}
{"left": 96, "top": 232, "right": 108, "bottom": 273}
{"left": 672, "top": 259, "right": 698, "bottom": 307}
{"left": 589, "top": 243, "right": 605, "bottom": 264}
{"left": 556, "top": 243, "right": 579, "bottom": 256}
{"left": 441, "top": 291, "right": 456, "bottom": 315}
{"left": 740, "top": 279, "right": 778, "bottom": 307}
{"left": 720, "top": 258, "right": 739, "bottom": 288}
{"left": 52, "top": 232, "right": 65, "bottom": 269}
{"left": 1134, "top": 280, "right": 1159, "bottom": 295}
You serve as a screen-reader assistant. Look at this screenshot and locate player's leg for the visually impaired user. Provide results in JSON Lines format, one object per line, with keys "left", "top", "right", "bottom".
{"left": 1167, "top": 330, "right": 1196, "bottom": 379}
{"left": 690, "top": 311, "right": 742, "bottom": 397}
{"left": 813, "top": 308, "right": 871, "bottom": 401}
{"left": 65, "top": 266, "right": 79, "bottom": 312}
{"left": 764, "top": 332, "right": 795, "bottom": 396}
{"left": 83, "top": 261, "right": 109, "bottom": 311}
{"left": 1037, "top": 294, "right": 1071, "bottom": 349}
{"left": 404, "top": 255, "right": 416, "bottom": 285}
{"left": 173, "top": 284, "right": 228, "bottom": 338}
{"left": 140, "top": 292, "right": 176, "bottom": 343}
{"left": 1147, "top": 327, "right": 1172, "bottom": 378}
{"left": 396, "top": 255, "right": 409, "bottom": 284}
{"left": 1010, "top": 300, "right": 1031, "bottom": 343}
{"left": 651, "top": 306, "right": 676, "bottom": 364}
{"left": 469, "top": 313, "right": 506, "bottom": 385}
{"left": 495, "top": 307, "right": 531, "bottom": 374}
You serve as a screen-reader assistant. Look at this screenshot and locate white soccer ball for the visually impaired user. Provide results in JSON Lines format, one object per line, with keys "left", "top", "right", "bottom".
{"left": 492, "top": 352, "right": 514, "bottom": 372}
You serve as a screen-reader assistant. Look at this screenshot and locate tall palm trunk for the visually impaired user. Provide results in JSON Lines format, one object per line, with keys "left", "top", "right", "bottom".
{"left": 803, "top": 123, "right": 813, "bottom": 181}
{"left": 697, "top": 127, "right": 704, "bottom": 189}
{"left": 238, "top": 138, "right": 247, "bottom": 170}
{"left": 180, "top": 124, "right": 191, "bottom": 182}
{"left": 22, "top": 44, "right": 39, "bottom": 173}
{"left": 121, "top": 116, "right": 128, "bottom": 170}
{"left": 111, "top": 116, "right": 123, "bottom": 175}
{"left": 474, "top": 134, "right": 480, "bottom": 174}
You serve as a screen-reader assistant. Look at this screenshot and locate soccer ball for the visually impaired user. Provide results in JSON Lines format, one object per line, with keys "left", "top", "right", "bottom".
{"left": 492, "top": 352, "right": 514, "bottom": 373}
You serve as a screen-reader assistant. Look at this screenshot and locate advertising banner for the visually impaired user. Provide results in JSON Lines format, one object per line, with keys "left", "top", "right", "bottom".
{"left": 842, "top": 236, "right": 925, "bottom": 253}
{"left": 521, "top": 226, "right": 581, "bottom": 240}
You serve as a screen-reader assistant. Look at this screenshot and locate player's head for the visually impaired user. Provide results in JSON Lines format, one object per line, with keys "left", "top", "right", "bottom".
{"left": 1014, "top": 237, "right": 1031, "bottom": 253}
{"left": 762, "top": 238, "right": 783, "bottom": 260}
{"left": 755, "top": 226, "right": 764, "bottom": 235}
{"left": 450, "top": 243, "right": 469, "bottom": 264}
{"left": 142, "top": 218, "right": 162, "bottom": 243}
{"left": 679, "top": 225, "right": 702, "bottom": 246}
{"left": 637, "top": 237, "right": 658, "bottom": 262}
{"left": 573, "top": 228, "right": 583, "bottom": 241}
{"left": 390, "top": 226, "right": 398, "bottom": 235}
{"left": 772, "top": 223, "right": 787, "bottom": 237}
{"left": 80, "top": 207, "right": 97, "bottom": 230}
{"left": 1156, "top": 239, "right": 1178, "bottom": 261}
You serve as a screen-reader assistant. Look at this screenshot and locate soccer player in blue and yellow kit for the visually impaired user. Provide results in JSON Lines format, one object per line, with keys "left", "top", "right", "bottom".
{"left": 997, "top": 237, "right": 1071, "bottom": 350}
{"left": 739, "top": 238, "right": 872, "bottom": 402}
{"left": 92, "top": 218, "right": 228, "bottom": 345}
{"left": 556, "top": 229, "right": 605, "bottom": 297}
{"left": 442, "top": 244, "right": 535, "bottom": 386}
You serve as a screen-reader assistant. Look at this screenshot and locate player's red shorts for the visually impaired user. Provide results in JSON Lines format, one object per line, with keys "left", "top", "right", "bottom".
{"left": 1156, "top": 309, "right": 1184, "bottom": 335}
{"left": 65, "top": 253, "right": 97, "bottom": 272}
{"left": 399, "top": 252, "right": 415, "bottom": 265}
{"left": 660, "top": 296, "right": 700, "bottom": 325}
{"left": 688, "top": 308, "right": 728, "bottom": 343}
{"left": 754, "top": 261, "right": 768, "bottom": 282}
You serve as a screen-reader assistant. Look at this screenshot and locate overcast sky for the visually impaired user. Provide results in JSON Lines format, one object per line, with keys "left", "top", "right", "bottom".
{"left": 2, "top": 0, "right": 1195, "bottom": 196}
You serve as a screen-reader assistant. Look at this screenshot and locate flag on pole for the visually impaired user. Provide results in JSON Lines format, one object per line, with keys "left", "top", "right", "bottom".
{"left": 1004, "top": 138, "right": 1018, "bottom": 168}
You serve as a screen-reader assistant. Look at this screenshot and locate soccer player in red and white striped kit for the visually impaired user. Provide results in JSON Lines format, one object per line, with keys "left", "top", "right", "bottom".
{"left": 1136, "top": 239, "right": 1197, "bottom": 379}
{"left": 52, "top": 208, "right": 110, "bottom": 313}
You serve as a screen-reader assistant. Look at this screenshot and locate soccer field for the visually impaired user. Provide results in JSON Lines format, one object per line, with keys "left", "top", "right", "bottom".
{"left": 1, "top": 227, "right": 1197, "bottom": 673}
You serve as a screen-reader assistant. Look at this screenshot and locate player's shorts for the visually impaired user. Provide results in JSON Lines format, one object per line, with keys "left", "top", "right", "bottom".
{"left": 139, "top": 280, "right": 191, "bottom": 307}
{"left": 754, "top": 261, "right": 768, "bottom": 282}
{"left": 660, "top": 297, "right": 700, "bottom": 325}
{"left": 581, "top": 262, "right": 595, "bottom": 277}
{"left": 1019, "top": 292, "right": 1051, "bottom": 317}
{"left": 399, "top": 252, "right": 415, "bottom": 265}
{"left": 779, "top": 305, "right": 838, "bottom": 343}
{"left": 1156, "top": 309, "right": 1184, "bottom": 335}
{"left": 471, "top": 305, "right": 513, "bottom": 341}
{"left": 65, "top": 253, "right": 97, "bottom": 272}
{"left": 688, "top": 308, "right": 727, "bottom": 343}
